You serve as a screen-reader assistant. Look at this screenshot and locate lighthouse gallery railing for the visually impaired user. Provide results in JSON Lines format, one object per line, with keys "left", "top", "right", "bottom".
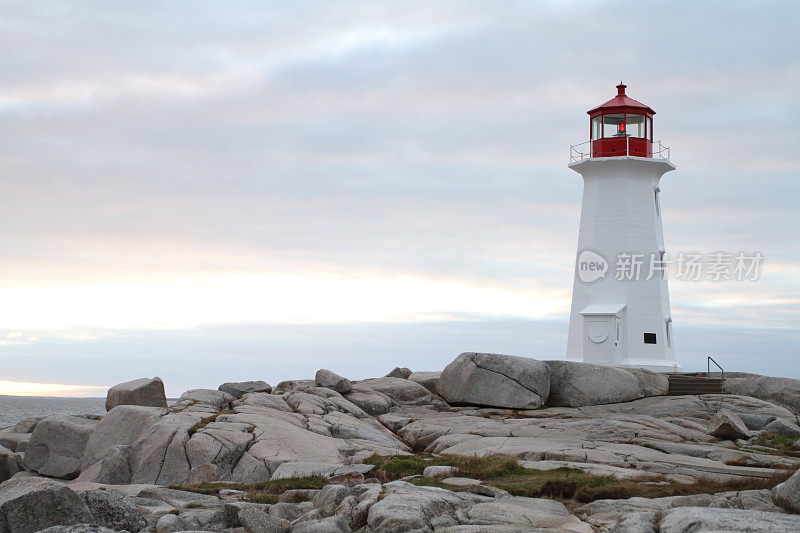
{"left": 570, "top": 138, "right": 671, "bottom": 163}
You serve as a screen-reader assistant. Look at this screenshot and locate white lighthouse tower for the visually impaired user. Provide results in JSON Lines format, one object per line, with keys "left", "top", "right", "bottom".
{"left": 566, "top": 83, "right": 680, "bottom": 372}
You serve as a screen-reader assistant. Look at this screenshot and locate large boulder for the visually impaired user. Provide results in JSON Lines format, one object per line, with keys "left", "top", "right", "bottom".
{"left": 315, "top": 369, "right": 352, "bottom": 394}
{"left": 218, "top": 380, "right": 272, "bottom": 399}
{"left": 0, "top": 433, "right": 30, "bottom": 454}
{"left": 358, "top": 377, "right": 432, "bottom": 404}
{"left": 623, "top": 368, "right": 669, "bottom": 397}
{"left": 385, "top": 367, "right": 412, "bottom": 379}
{"left": 408, "top": 372, "right": 441, "bottom": 394}
{"left": 763, "top": 417, "right": 800, "bottom": 437}
{"left": 437, "top": 352, "right": 550, "bottom": 409}
{"left": 0, "top": 477, "right": 93, "bottom": 533}
{"left": 24, "top": 415, "right": 99, "bottom": 479}
{"left": 105, "top": 377, "right": 168, "bottom": 411}
{"left": 80, "top": 405, "right": 167, "bottom": 473}
{"left": 343, "top": 387, "right": 393, "bottom": 416}
{"left": 0, "top": 445, "right": 23, "bottom": 483}
{"left": 366, "top": 481, "right": 471, "bottom": 531}
{"left": 724, "top": 375, "right": 800, "bottom": 415}
{"left": 708, "top": 409, "right": 750, "bottom": 440}
{"left": 545, "top": 361, "right": 644, "bottom": 407}
{"left": 77, "top": 489, "right": 146, "bottom": 532}
{"left": 178, "top": 388, "right": 235, "bottom": 409}
{"left": 773, "top": 466, "right": 800, "bottom": 512}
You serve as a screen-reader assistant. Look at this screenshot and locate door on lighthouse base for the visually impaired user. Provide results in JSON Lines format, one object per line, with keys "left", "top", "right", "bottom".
{"left": 579, "top": 304, "right": 626, "bottom": 366}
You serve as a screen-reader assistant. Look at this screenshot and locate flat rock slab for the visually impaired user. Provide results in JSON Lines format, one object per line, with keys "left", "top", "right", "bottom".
{"left": 270, "top": 461, "right": 344, "bottom": 480}
{"left": 659, "top": 506, "right": 800, "bottom": 532}
{"left": 442, "top": 477, "right": 482, "bottom": 486}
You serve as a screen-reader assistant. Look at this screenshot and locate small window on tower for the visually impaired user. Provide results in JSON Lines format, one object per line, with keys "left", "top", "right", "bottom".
{"left": 644, "top": 333, "right": 657, "bottom": 344}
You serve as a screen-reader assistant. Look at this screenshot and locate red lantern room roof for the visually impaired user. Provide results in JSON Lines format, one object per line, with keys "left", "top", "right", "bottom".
{"left": 587, "top": 83, "right": 655, "bottom": 118}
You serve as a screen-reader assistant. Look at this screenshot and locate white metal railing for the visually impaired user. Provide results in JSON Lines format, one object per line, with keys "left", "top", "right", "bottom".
{"left": 569, "top": 140, "right": 592, "bottom": 163}
{"left": 651, "top": 139, "right": 670, "bottom": 160}
{"left": 569, "top": 138, "right": 671, "bottom": 163}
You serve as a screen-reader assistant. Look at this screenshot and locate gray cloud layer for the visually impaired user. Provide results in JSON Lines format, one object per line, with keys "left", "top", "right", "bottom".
{"left": 0, "top": 1, "right": 798, "bottom": 386}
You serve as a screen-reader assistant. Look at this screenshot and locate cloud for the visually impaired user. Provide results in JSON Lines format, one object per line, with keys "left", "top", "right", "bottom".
{"left": 0, "top": 1, "right": 798, "bottom": 386}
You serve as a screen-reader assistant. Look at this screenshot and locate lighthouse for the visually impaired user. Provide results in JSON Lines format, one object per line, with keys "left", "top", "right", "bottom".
{"left": 566, "top": 83, "right": 680, "bottom": 372}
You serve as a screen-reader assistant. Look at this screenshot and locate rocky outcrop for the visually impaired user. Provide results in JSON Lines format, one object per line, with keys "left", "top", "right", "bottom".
{"left": 623, "top": 367, "right": 670, "bottom": 397}
{"left": 77, "top": 489, "right": 146, "bottom": 532}
{"left": 178, "top": 389, "right": 235, "bottom": 409}
{"left": 0, "top": 477, "right": 93, "bottom": 533}
{"left": 659, "top": 506, "right": 800, "bottom": 532}
{"left": 708, "top": 409, "right": 751, "bottom": 440}
{"left": 24, "top": 415, "right": 99, "bottom": 479}
{"left": 772, "top": 467, "right": 800, "bottom": 512}
{"left": 358, "top": 377, "right": 433, "bottom": 404}
{"left": 763, "top": 417, "right": 800, "bottom": 437}
{"left": 437, "top": 352, "right": 550, "bottom": 409}
{"left": 385, "top": 367, "right": 412, "bottom": 379}
{"left": 314, "top": 369, "right": 352, "bottom": 394}
{"left": 0, "top": 445, "right": 23, "bottom": 483}
{"left": 218, "top": 380, "right": 272, "bottom": 399}
{"left": 0, "top": 433, "right": 30, "bottom": 455}
{"left": 10, "top": 360, "right": 800, "bottom": 532}
{"left": 367, "top": 481, "right": 592, "bottom": 532}
{"left": 408, "top": 371, "right": 440, "bottom": 393}
{"left": 105, "top": 377, "right": 168, "bottom": 411}
{"left": 724, "top": 375, "right": 800, "bottom": 415}
{"left": 80, "top": 405, "right": 167, "bottom": 476}
{"left": 546, "top": 360, "right": 644, "bottom": 407}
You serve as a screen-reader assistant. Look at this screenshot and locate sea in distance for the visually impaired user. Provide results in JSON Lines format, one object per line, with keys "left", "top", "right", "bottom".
{"left": 0, "top": 395, "right": 107, "bottom": 428}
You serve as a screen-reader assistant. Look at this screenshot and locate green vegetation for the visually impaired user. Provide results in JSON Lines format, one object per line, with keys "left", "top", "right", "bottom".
{"left": 756, "top": 433, "right": 800, "bottom": 457}
{"left": 174, "top": 454, "right": 795, "bottom": 506}
{"left": 172, "top": 475, "right": 328, "bottom": 504}
{"left": 367, "top": 454, "right": 795, "bottom": 504}
{"left": 365, "top": 454, "right": 526, "bottom": 482}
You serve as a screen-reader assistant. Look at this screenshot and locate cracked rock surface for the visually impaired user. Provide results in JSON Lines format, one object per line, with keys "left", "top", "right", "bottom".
{"left": 4, "top": 354, "right": 800, "bottom": 531}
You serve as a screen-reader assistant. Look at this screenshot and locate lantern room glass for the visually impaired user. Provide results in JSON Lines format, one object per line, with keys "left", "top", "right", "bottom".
{"left": 600, "top": 113, "right": 646, "bottom": 139}
{"left": 591, "top": 117, "right": 602, "bottom": 140}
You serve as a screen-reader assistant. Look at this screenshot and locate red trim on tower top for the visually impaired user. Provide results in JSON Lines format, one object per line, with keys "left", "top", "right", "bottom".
{"left": 588, "top": 83, "right": 655, "bottom": 118}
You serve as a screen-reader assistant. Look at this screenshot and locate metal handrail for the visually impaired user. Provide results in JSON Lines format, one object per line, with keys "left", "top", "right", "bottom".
{"left": 569, "top": 138, "right": 671, "bottom": 163}
{"left": 569, "top": 140, "right": 591, "bottom": 163}
{"left": 707, "top": 356, "right": 724, "bottom": 381}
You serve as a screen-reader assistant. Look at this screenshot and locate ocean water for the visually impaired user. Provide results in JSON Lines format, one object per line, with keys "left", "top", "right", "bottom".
{"left": 0, "top": 395, "right": 106, "bottom": 429}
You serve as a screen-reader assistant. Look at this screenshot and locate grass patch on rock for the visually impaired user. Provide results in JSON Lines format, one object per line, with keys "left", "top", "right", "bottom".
{"left": 367, "top": 454, "right": 796, "bottom": 504}
{"left": 187, "top": 409, "right": 235, "bottom": 436}
{"left": 365, "top": 454, "right": 525, "bottom": 482}
{"left": 756, "top": 433, "right": 800, "bottom": 457}
{"left": 172, "top": 475, "right": 328, "bottom": 504}
{"left": 174, "top": 454, "right": 797, "bottom": 507}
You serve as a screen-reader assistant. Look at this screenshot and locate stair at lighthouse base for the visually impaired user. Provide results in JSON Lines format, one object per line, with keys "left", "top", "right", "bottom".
{"left": 667, "top": 373, "right": 724, "bottom": 396}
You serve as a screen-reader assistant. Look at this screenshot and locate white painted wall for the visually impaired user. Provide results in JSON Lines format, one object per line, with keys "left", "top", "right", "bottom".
{"left": 566, "top": 156, "right": 680, "bottom": 372}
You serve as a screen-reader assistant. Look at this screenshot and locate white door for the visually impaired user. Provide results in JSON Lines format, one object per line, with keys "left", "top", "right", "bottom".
{"left": 583, "top": 315, "right": 617, "bottom": 365}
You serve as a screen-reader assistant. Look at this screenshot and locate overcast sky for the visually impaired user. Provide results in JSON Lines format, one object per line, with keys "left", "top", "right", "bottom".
{"left": 1, "top": 1, "right": 798, "bottom": 396}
